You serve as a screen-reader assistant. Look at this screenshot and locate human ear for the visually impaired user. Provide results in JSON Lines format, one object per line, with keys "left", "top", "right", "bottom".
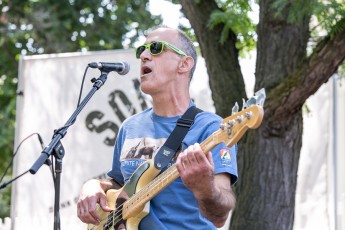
{"left": 178, "top": 56, "right": 194, "bottom": 74}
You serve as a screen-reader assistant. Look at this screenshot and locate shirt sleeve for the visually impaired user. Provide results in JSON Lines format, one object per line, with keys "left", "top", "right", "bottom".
{"left": 211, "top": 143, "right": 238, "bottom": 185}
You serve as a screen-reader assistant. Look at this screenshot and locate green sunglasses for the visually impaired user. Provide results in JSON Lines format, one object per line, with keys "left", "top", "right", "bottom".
{"left": 135, "top": 41, "right": 187, "bottom": 59}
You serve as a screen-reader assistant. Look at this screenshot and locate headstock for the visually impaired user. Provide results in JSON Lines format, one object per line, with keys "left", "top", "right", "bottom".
{"left": 214, "top": 89, "right": 265, "bottom": 148}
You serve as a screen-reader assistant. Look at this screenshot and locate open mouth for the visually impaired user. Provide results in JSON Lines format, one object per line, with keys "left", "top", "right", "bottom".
{"left": 142, "top": 66, "right": 152, "bottom": 76}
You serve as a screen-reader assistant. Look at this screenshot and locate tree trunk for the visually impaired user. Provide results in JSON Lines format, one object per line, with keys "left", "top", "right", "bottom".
{"left": 180, "top": 0, "right": 345, "bottom": 229}
{"left": 231, "top": 0, "right": 310, "bottom": 228}
{"left": 232, "top": 112, "right": 303, "bottom": 229}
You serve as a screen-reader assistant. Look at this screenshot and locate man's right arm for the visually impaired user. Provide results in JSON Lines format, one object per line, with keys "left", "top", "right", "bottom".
{"left": 77, "top": 178, "right": 122, "bottom": 225}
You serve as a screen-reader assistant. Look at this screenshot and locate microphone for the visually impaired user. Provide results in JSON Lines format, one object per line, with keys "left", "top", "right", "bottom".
{"left": 88, "top": 62, "right": 130, "bottom": 75}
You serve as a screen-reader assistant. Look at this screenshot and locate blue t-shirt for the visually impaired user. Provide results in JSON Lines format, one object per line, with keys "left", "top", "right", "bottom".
{"left": 107, "top": 105, "right": 238, "bottom": 230}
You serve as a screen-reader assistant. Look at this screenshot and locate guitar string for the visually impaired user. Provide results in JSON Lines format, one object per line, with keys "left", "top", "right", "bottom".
{"left": 89, "top": 115, "right": 256, "bottom": 229}
{"left": 91, "top": 136, "right": 216, "bottom": 229}
{"left": 91, "top": 165, "right": 178, "bottom": 229}
{"left": 86, "top": 166, "right": 173, "bottom": 230}
{"left": 93, "top": 138, "right": 212, "bottom": 228}
{"left": 112, "top": 166, "right": 177, "bottom": 227}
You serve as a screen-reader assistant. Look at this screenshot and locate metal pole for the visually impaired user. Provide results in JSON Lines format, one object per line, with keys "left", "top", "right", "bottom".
{"left": 332, "top": 74, "right": 338, "bottom": 230}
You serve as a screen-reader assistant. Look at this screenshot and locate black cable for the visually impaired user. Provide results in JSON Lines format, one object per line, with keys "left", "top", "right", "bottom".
{"left": 0, "top": 133, "right": 40, "bottom": 184}
{"left": 0, "top": 132, "right": 47, "bottom": 189}
{"left": 77, "top": 65, "right": 90, "bottom": 107}
{"left": 49, "top": 65, "right": 90, "bottom": 186}
{"left": 53, "top": 65, "right": 90, "bottom": 136}
{"left": 0, "top": 170, "right": 29, "bottom": 190}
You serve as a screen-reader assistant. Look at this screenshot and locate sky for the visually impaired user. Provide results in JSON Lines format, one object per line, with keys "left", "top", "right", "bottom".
{"left": 149, "top": 0, "right": 183, "bottom": 28}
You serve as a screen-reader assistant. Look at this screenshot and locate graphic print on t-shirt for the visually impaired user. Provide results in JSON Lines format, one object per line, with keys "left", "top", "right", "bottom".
{"left": 121, "top": 137, "right": 165, "bottom": 160}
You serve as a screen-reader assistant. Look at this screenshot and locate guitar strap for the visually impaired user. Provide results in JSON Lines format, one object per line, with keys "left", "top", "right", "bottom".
{"left": 154, "top": 106, "right": 203, "bottom": 170}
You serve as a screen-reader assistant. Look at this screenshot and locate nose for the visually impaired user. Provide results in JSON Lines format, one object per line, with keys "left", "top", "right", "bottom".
{"left": 140, "top": 48, "right": 151, "bottom": 61}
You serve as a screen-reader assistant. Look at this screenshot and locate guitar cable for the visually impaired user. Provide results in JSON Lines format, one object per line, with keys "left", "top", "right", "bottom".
{"left": 0, "top": 132, "right": 52, "bottom": 190}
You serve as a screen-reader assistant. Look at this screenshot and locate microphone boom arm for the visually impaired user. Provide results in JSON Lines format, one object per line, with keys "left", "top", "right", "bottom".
{"left": 29, "top": 70, "right": 110, "bottom": 230}
{"left": 29, "top": 71, "right": 108, "bottom": 174}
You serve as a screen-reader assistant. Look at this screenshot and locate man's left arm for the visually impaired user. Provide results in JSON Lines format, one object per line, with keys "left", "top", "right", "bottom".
{"left": 176, "top": 143, "right": 236, "bottom": 228}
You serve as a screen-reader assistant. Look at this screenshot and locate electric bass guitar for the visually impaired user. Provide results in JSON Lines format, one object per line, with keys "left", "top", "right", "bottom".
{"left": 87, "top": 89, "right": 265, "bottom": 230}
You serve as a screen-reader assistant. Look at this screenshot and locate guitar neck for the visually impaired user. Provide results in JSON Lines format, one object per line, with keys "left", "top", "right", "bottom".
{"left": 122, "top": 135, "right": 219, "bottom": 219}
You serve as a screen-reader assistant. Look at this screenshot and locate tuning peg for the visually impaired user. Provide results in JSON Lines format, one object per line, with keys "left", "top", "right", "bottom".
{"left": 232, "top": 102, "right": 239, "bottom": 115}
{"left": 244, "top": 88, "right": 266, "bottom": 108}
{"left": 255, "top": 88, "right": 266, "bottom": 107}
{"left": 242, "top": 98, "right": 247, "bottom": 110}
{"left": 245, "top": 97, "right": 257, "bottom": 107}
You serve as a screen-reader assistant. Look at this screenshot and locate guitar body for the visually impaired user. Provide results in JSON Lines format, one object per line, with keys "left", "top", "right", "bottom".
{"left": 87, "top": 160, "right": 160, "bottom": 230}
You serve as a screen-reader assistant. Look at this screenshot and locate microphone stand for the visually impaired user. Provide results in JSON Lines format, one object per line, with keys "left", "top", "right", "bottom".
{"left": 29, "top": 70, "right": 110, "bottom": 230}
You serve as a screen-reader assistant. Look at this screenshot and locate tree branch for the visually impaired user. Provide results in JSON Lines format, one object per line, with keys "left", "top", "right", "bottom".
{"left": 266, "top": 20, "right": 345, "bottom": 124}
